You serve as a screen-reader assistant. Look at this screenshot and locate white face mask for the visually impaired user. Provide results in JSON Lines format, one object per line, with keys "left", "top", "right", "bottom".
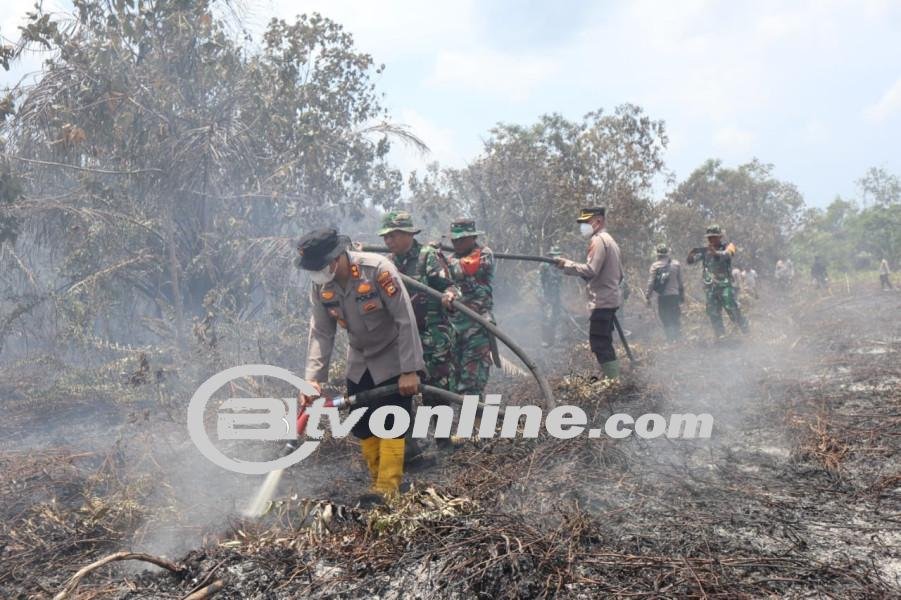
{"left": 580, "top": 223, "right": 595, "bottom": 237}
{"left": 309, "top": 263, "right": 336, "bottom": 285}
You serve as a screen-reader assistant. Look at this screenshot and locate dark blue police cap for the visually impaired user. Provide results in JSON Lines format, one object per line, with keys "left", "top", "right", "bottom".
{"left": 295, "top": 228, "right": 350, "bottom": 270}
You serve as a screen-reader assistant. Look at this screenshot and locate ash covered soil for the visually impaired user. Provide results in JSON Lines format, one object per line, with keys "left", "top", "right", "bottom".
{"left": 1, "top": 290, "right": 899, "bottom": 598}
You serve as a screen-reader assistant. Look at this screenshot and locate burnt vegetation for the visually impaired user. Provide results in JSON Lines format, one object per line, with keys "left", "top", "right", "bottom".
{"left": 0, "top": 1, "right": 899, "bottom": 598}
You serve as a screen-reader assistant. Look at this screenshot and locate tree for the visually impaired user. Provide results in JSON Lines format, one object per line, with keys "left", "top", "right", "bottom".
{"left": 1, "top": 1, "right": 411, "bottom": 351}
{"left": 791, "top": 167, "right": 901, "bottom": 273}
{"left": 661, "top": 159, "right": 804, "bottom": 272}
{"left": 406, "top": 105, "right": 668, "bottom": 279}
{"left": 792, "top": 193, "right": 901, "bottom": 272}
{"left": 857, "top": 167, "right": 901, "bottom": 207}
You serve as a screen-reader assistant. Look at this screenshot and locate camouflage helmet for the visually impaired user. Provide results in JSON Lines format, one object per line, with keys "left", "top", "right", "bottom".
{"left": 378, "top": 210, "right": 421, "bottom": 236}
{"left": 449, "top": 218, "right": 484, "bottom": 240}
{"left": 655, "top": 243, "right": 669, "bottom": 256}
{"left": 705, "top": 224, "right": 724, "bottom": 238}
{"left": 547, "top": 245, "right": 562, "bottom": 257}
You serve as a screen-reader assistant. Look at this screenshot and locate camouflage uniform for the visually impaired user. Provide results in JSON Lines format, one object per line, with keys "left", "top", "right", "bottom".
{"left": 686, "top": 225, "right": 749, "bottom": 337}
{"left": 540, "top": 246, "right": 563, "bottom": 347}
{"left": 447, "top": 219, "right": 496, "bottom": 396}
{"left": 380, "top": 213, "right": 458, "bottom": 391}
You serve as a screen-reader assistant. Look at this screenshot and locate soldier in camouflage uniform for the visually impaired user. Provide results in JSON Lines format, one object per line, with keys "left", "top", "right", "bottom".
{"left": 540, "top": 246, "right": 563, "bottom": 348}
{"left": 379, "top": 211, "right": 459, "bottom": 393}
{"left": 686, "top": 224, "right": 749, "bottom": 338}
{"left": 446, "top": 218, "right": 496, "bottom": 396}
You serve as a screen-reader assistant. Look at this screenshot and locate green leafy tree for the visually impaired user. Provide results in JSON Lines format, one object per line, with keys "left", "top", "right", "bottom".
{"left": 406, "top": 105, "right": 668, "bottom": 284}
{"left": 661, "top": 159, "right": 804, "bottom": 272}
{"left": 857, "top": 166, "right": 901, "bottom": 207}
{"left": 792, "top": 172, "right": 901, "bottom": 272}
{"left": 1, "top": 1, "right": 413, "bottom": 349}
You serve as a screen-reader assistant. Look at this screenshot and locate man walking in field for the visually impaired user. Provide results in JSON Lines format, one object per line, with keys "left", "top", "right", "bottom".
{"left": 879, "top": 258, "right": 893, "bottom": 291}
{"left": 645, "top": 244, "right": 684, "bottom": 342}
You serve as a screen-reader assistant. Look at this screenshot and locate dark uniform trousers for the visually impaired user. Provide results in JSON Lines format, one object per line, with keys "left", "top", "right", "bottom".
{"left": 347, "top": 370, "right": 412, "bottom": 439}
{"left": 657, "top": 295, "right": 682, "bottom": 341}
{"left": 589, "top": 308, "right": 617, "bottom": 364}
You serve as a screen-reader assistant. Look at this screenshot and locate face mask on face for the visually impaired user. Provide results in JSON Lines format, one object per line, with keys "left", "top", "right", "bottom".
{"left": 580, "top": 223, "right": 595, "bottom": 237}
{"left": 309, "top": 262, "right": 335, "bottom": 285}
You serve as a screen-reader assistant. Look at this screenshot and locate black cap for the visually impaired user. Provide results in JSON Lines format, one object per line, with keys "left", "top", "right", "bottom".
{"left": 576, "top": 207, "right": 606, "bottom": 223}
{"left": 295, "top": 228, "right": 350, "bottom": 270}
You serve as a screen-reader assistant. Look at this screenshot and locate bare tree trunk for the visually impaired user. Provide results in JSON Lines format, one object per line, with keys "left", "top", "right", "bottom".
{"left": 164, "top": 197, "right": 186, "bottom": 346}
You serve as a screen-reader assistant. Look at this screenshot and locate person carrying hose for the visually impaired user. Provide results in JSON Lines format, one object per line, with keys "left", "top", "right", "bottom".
{"left": 553, "top": 207, "right": 624, "bottom": 380}
{"left": 295, "top": 228, "right": 424, "bottom": 501}
{"left": 446, "top": 218, "right": 496, "bottom": 397}
{"left": 379, "top": 210, "right": 460, "bottom": 452}
{"left": 379, "top": 211, "right": 459, "bottom": 394}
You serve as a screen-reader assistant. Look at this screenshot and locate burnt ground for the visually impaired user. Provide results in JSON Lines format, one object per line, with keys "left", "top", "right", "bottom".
{"left": 0, "top": 286, "right": 899, "bottom": 598}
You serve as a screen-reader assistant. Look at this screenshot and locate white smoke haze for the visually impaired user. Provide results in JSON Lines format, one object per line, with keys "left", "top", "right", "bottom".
{"left": 0, "top": 2, "right": 899, "bottom": 597}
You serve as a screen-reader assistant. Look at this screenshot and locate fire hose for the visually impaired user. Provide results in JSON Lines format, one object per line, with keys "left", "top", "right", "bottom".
{"left": 294, "top": 383, "right": 505, "bottom": 437}
{"left": 397, "top": 273, "right": 556, "bottom": 409}
{"left": 245, "top": 383, "right": 484, "bottom": 519}
{"left": 360, "top": 244, "right": 558, "bottom": 264}
{"left": 364, "top": 244, "right": 634, "bottom": 365}
{"left": 611, "top": 314, "right": 635, "bottom": 363}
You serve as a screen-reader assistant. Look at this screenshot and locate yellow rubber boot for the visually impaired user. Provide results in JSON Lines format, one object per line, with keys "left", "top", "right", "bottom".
{"left": 374, "top": 438, "right": 405, "bottom": 496}
{"left": 359, "top": 436, "right": 380, "bottom": 485}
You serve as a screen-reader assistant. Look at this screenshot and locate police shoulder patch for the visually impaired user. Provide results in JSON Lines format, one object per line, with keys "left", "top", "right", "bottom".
{"left": 377, "top": 270, "right": 399, "bottom": 296}
{"left": 357, "top": 253, "right": 388, "bottom": 270}
{"left": 320, "top": 289, "right": 335, "bottom": 301}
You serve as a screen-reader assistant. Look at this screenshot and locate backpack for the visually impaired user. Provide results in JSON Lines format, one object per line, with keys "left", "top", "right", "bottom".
{"left": 652, "top": 260, "right": 671, "bottom": 294}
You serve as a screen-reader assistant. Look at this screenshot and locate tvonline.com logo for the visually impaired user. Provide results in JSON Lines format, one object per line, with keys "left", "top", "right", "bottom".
{"left": 187, "top": 365, "right": 714, "bottom": 474}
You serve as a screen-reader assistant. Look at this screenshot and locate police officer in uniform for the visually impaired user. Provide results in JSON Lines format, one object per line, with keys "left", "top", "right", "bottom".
{"left": 554, "top": 207, "right": 624, "bottom": 380}
{"left": 296, "top": 228, "right": 425, "bottom": 499}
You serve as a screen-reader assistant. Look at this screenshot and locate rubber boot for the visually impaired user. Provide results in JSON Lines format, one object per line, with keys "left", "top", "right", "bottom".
{"left": 374, "top": 438, "right": 405, "bottom": 496}
{"left": 600, "top": 359, "right": 620, "bottom": 381}
{"left": 359, "top": 436, "right": 380, "bottom": 484}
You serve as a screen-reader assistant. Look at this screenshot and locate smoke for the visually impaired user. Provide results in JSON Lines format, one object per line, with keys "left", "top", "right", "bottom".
{"left": 480, "top": 265, "right": 826, "bottom": 522}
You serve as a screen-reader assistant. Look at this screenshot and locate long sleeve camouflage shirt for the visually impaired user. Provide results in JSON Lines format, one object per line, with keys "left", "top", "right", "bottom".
{"left": 390, "top": 239, "right": 458, "bottom": 331}
{"left": 687, "top": 241, "right": 736, "bottom": 286}
{"left": 447, "top": 243, "right": 495, "bottom": 315}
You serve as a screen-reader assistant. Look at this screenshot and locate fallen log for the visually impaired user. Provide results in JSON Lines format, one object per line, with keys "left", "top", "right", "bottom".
{"left": 182, "top": 579, "right": 226, "bottom": 600}
{"left": 54, "top": 551, "right": 185, "bottom": 600}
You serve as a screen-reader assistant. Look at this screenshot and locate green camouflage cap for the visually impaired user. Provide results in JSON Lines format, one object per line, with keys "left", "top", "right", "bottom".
{"left": 547, "top": 245, "right": 562, "bottom": 256}
{"left": 378, "top": 210, "right": 421, "bottom": 236}
{"left": 655, "top": 243, "right": 669, "bottom": 255}
{"left": 449, "top": 218, "right": 484, "bottom": 240}
{"left": 705, "top": 224, "right": 724, "bottom": 238}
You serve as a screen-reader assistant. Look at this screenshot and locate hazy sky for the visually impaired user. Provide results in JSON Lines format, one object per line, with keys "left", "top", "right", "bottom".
{"left": 3, "top": 0, "right": 900, "bottom": 207}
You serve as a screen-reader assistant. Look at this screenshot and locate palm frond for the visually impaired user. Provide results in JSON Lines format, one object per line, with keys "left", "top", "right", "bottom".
{"left": 356, "top": 122, "right": 430, "bottom": 155}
